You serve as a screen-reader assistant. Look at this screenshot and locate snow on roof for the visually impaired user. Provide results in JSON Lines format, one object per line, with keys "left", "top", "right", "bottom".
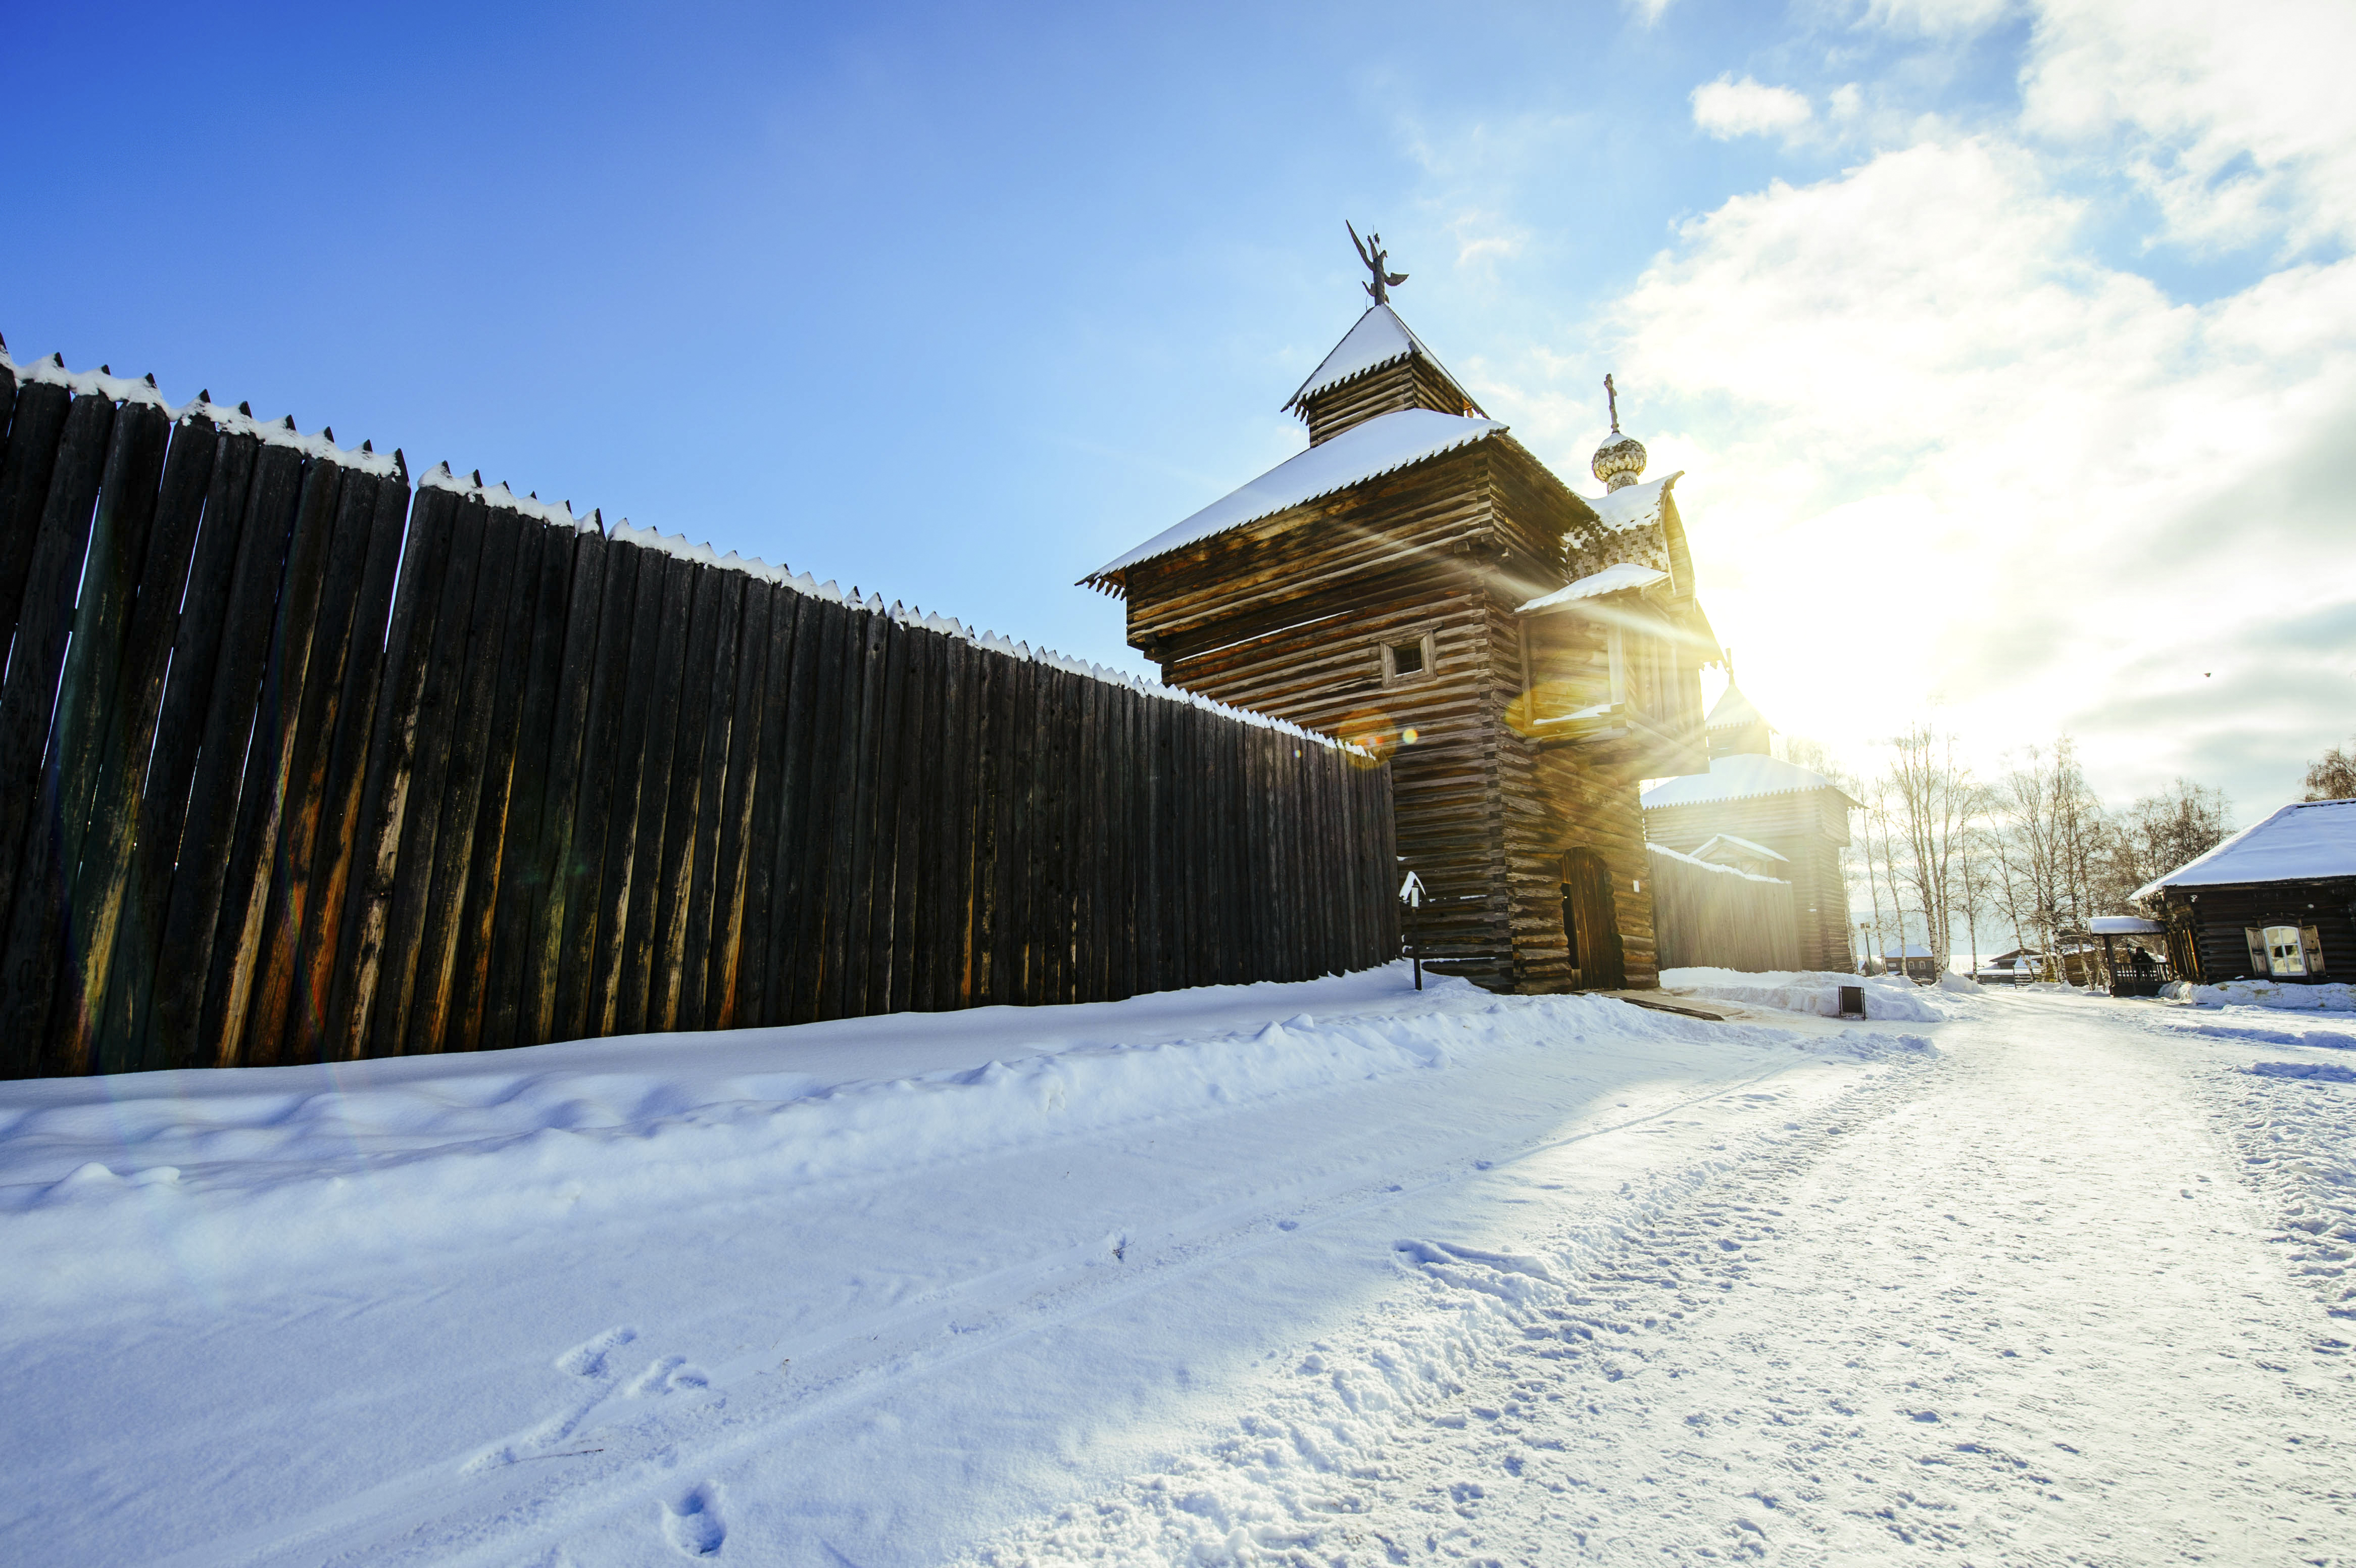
{"left": 2089, "top": 915, "right": 2166, "bottom": 934}
{"left": 1284, "top": 303, "right": 1478, "bottom": 412}
{"left": 1693, "top": 832, "right": 1788, "bottom": 864}
{"left": 2133, "top": 799, "right": 2356, "bottom": 898}
{"left": 1645, "top": 841, "right": 1789, "bottom": 886}
{"left": 1705, "top": 683, "right": 1769, "bottom": 733}
{"left": 1517, "top": 561, "right": 1667, "bottom": 614}
{"left": 1639, "top": 753, "right": 1856, "bottom": 809}
{"left": 1589, "top": 471, "right": 1683, "bottom": 532}
{"left": 1087, "top": 408, "right": 1506, "bottom": 582}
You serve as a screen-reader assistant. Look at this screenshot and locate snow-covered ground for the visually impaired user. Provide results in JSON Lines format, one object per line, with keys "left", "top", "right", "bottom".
{"left": 2, "top": 969, "right": 2349, "bottom": 1564}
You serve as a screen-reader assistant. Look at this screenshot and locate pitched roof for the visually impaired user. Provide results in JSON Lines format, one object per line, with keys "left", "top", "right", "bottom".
{"left": 1693, "top": 832, "right": 1789, "bottom": 864}
{"left": 1589, "top": 472, "right": 1683, "bottom": 532}
{"left": 1284, "top": 303, "right": 1482, "bottom": 414}
{"left": 2133, "top": 798, "right": 2356, "bottom": 898}
{"left": 1639, "top": 753, "right": 1859, "bottom": 809}
{"left": 1085, "top": 408, "right": 1506, "bottom": 584}
{"left": 1517, "top": 561, "right": 1667, "bottom": 614}
{"left": 1705, "top": 682, "right": 1770, "bottom": 733}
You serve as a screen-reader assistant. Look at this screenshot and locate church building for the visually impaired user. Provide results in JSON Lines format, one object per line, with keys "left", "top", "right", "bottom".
{"left": 1085, "top": 237, "right": 1720, "bottom": 991}
{"left": 1639, "top": 680, "right": 1858, "bottom": 972}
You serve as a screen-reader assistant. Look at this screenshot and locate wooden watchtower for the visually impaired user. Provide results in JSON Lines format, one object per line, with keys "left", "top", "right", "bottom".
{"left": 1085, "top": 257, "right": 1719, "bottom": 991}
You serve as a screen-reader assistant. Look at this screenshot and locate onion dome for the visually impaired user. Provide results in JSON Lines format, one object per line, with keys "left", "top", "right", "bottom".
{"left": 1591, "top": 372, "right": 1646, "bottom": 491}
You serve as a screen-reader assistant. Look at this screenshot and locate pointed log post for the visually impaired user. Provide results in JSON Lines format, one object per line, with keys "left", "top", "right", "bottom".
{"left": 48, "top": 407, "right": 221, "bottom": 1074}
{"left": 0, "top": 394, "right": 167, "bottom": 1072}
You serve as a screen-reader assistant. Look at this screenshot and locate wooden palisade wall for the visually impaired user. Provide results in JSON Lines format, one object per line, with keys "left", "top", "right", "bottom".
{"left": 0, "top": 354, "right": 1399, "bottom": 1080}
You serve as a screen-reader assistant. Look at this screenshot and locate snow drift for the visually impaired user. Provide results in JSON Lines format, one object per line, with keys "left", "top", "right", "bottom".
{"left": 1660, "top": 967, "right": 1967, "bottom": 1022}
{"left": 0, "top": 965, "right": 1930, "bottom": 1312}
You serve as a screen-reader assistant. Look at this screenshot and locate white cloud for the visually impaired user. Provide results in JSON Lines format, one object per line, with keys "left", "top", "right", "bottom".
{"left": 1585, "top": 133, "right": 2356, "bottom": 810}
{"left": 1857, "top": 0, "right": 2013, "bottom": 35}
{"left": 1689, "top": 75, "right": 1813, "bottom": 141}
{"left": 2020, "top": 0, "right": 2356, "bottom": 254}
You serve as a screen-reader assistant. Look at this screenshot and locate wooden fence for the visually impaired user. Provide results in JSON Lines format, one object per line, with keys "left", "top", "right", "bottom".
{"left": 0, "top": 353, "right": 1399, "bottom": 1079}
{"left": 1645, "top": 842, "right": 1798, "bottom": 974}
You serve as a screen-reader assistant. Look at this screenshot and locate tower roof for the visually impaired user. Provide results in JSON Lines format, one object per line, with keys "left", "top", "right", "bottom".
{"left": 1085, "top": 407, "right": 1505, "bottom": 587}
{"left": 1283, "top": 304, "right": 1484, "bottom": 416}
{"left": 1705, "top": 681, "right": 1770, "bottom": 734}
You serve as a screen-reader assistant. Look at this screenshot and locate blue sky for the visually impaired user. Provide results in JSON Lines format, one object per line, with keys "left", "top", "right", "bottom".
{"left": 7, "top": 0, "right": 2351, "bottom": 820}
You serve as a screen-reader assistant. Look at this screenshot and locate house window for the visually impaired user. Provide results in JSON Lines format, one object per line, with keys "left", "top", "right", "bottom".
{"left": 1382, "top": 632, "right": 1437, "bottom": 687}
{"left": 2264, "top": 924, "right": 2308, "bottom": 976}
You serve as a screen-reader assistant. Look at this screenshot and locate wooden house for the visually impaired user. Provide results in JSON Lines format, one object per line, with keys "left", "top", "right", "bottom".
{"left": 2134, "top": 799, "right": 2356, "bottom": 984}
{"left": 1083, "top": 298, "right": 1719, "bottom": 991}
{"left": 1640, "top": 685, "right": 1857, "bottom": 973}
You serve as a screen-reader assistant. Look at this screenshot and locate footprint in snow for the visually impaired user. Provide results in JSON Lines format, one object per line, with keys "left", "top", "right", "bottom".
{"left": 463, "top": 1327, "right": 640, "bottom": 1473}
{"left": 661, "top": 1481, "right": 727, "bottom": 1557}
{"left": 628, "top": 1354, "right": 712, "bottom": 1397}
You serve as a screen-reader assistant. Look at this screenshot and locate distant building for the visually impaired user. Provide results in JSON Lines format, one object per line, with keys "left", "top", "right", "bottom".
{"left": 2134, "top": 799, "right": 2356, "bottom": 984}
{"left": 1640, "top": 682, "right": 1857, "bottom": 972}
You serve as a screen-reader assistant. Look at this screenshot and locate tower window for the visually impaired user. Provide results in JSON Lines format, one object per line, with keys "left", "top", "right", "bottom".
{"left": 1382, "top": 632, "right": 1436, "bottom": 685}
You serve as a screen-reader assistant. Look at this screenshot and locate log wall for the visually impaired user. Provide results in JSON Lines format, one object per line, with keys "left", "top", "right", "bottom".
{"left": 0, "top": 355, "right": 1399, "bottom": 1080}
{"left": 1643, "top": 788, "right": 1853, "bottom": 972}
{"left": 1645, "top": 844, "right": 1800, "bottom": 974}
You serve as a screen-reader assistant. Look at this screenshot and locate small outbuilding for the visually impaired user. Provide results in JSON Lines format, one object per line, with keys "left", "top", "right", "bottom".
{"left": 2133, "top": 799, "right": 2356, "bottom": 984}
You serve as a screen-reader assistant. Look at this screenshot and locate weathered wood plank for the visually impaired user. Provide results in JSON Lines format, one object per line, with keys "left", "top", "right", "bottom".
{"left": 51, "top": 408, "right": 223, "bottom": 1074}
{"left": 0, "top": 394, "right": 166, "bottom": 1073}
{"left": 320, "top": 480, "right": 458, "bottom": 1061}
{"left": 480, "top": 516, "right": 586, "bottom": 1053}
{"left": 145, "top": 434, "right": 305, "bottom": 1069}
{"left": 278, "top": 463, "right": 412, "bottom": 1065}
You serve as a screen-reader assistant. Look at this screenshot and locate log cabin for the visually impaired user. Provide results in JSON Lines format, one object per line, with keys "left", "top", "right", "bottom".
{"left": 1084, "top": 295, "right": 1719, "bottom": 992}
{"left": 1639, "top": 681, "right": 1858, "bottom": 973}
{"left": 2134, "top": 798, "right": 2356, "bottom": 985}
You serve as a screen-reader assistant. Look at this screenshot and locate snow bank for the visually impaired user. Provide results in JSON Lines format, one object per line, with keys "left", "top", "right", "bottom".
{"left": 0, "top": 967, "right": 1926, "bottom": 1311}
{"left": 2177, "top": 979, "right": 2356, "bottom": 1011}
{"left": 1660, "top": 967, "right": 1966, "bottom": 1022}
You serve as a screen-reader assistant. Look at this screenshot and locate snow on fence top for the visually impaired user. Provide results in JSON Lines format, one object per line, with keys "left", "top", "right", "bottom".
{"left": 2132, "top": 798, "right": 2356, "bottom": 898}
{"left": 6, "top": 351, "right": 1359, "bottom": 755}
{"left": 3, "top": 348, "right": 404, "bottom": 478}
{"left": 1640, "top": 753, "right": 1852, "bottom": 809}
{"left": 1281, "top": 303, "right": 1479, "bottom": 412}
{"left": 1086, "top": 407, "right": 1506, "bottom": 584}
{"left": 1645, "top": 840, "right": 1789, "bottom": 886}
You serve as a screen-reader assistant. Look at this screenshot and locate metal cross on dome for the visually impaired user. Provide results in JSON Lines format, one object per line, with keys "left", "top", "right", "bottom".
{"left": 1605, "top": 373, "right": 1621, "bottom": 433}
{"left": 1348, "top": 221, "right": 1408, "bottom": 305}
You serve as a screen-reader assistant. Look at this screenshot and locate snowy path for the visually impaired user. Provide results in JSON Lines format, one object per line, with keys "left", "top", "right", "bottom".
{"left": 2, "top": 979, "right": 2349, "bottom": 1565}
{"left": 978, "top": 992, "right": 2356, "bottom": 1564}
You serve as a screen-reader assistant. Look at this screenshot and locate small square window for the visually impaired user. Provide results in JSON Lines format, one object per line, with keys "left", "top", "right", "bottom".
{"left": 1382, "top": 632, "right": 1437, "bottom": 686}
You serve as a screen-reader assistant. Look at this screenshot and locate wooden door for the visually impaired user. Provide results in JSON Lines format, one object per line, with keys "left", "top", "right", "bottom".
{"left": 1561, "top": 848, "right": 1624, "bottom": 990}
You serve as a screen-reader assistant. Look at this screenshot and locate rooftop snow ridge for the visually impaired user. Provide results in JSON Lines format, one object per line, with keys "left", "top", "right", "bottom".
{"left": 2, "top": 349, "right": 404, "bottom": 478}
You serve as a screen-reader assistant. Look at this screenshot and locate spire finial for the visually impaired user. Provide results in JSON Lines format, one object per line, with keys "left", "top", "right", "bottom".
{"left": 1347, "top": 221, "right": 1408, "bottom": 306}
{"left": 1591, "top": 373, "right": 1648, "bottom": 491}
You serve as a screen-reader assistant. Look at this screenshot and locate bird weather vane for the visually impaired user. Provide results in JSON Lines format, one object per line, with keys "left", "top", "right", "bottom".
{"left": 1348, "top": 221, "right": 1408, "bottom": 305}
